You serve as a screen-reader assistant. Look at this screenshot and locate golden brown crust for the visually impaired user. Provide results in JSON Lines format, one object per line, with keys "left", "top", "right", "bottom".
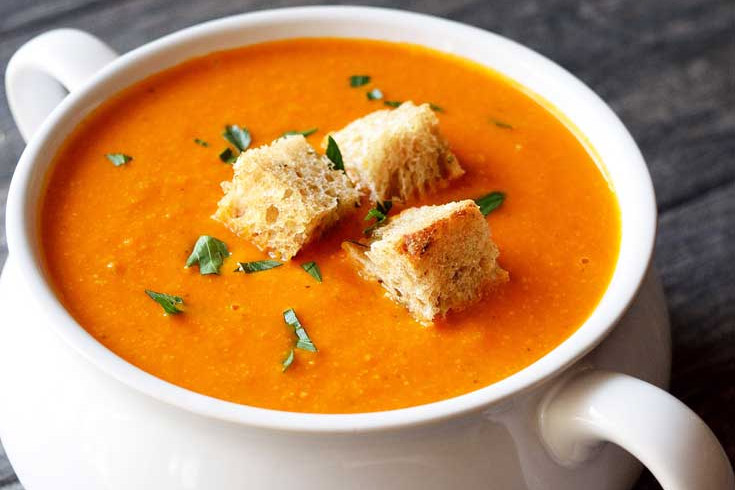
{"left": 400, "top": 206, "right": 473, "bottom": 258}
{"left": 343, "top": 200, "right": 507, "bottom": 324}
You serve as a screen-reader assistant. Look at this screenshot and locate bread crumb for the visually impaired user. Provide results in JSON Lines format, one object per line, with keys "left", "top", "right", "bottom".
{"left": 325, "top": 101, "right": 463, "bottom": 202}
{"left": 213, "top": 135, "right": 359, "bottom": 260}
{"left": 344, "top": 200, "right": 507, "bottom": 324}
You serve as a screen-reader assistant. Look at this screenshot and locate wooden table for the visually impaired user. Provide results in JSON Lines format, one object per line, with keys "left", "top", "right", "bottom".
{"left": 0, "top": 1, "right": 732, "bottom": 489}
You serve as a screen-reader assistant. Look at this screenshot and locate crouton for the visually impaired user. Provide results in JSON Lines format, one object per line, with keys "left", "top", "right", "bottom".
{"left": 324, "top": 101, "right": 464, "bottom": 202}
{"left": 213, "top": 135, "right": 360, "bottom": 260}
{"left": 343, "top": 200, "right": 507, "bottom": 324}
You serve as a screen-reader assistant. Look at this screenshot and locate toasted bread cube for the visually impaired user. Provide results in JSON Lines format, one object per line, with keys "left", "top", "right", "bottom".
{"left": 325, "top": 101, "right": 464, "bottom": 202}
{"left": 213, "top": 135, "right": 360, "bottom": 260}
{"left": 343, "top": 200, "right": 507, "bottom": 324}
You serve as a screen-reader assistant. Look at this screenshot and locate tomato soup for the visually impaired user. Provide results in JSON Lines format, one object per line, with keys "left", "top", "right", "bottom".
{"left": 40, "top": 39, "right": 620, "bottom": 413}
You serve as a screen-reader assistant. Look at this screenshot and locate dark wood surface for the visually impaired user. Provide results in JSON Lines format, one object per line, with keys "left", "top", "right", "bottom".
{"left": 0, "top": 1, "right": 732, "bottom": 488}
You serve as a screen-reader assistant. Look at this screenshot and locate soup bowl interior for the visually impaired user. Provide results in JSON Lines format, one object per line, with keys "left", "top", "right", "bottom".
{"left": 6, "top": 6, "right": 656, "bottom": 432}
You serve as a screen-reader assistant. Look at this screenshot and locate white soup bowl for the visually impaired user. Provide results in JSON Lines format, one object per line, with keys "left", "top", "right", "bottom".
{"left": 1, "top": 6, "right": 732, "bottom": 490}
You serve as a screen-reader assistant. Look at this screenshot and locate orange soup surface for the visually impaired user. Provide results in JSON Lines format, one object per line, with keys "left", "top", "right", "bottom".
{"left": 41, "top": 39, "right": 620, "bottom": 413}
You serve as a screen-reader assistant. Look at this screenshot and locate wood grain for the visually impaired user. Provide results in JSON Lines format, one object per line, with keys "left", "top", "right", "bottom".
{"left": 0, "top": 1, "right": 733, "bottom": 489}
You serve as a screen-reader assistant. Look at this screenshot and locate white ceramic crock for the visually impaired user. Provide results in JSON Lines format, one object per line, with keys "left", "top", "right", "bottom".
{"left": 1, "top": 7, "right": 732, "bottom": 490}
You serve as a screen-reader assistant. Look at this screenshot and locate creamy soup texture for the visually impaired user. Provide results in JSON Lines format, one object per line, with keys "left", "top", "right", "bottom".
{"left": 41, "top": 38, "right": 620, "bottom": 413}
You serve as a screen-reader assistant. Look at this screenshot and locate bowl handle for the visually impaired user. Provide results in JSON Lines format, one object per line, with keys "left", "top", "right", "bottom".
{"left": 5, "top": 29, "right": 118, "bottom": 142}
{"left": 540, "top": 369, "right": 734, "bottom": 489}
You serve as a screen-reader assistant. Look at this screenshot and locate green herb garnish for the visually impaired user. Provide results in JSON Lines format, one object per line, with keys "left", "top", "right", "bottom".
{"left": 325, "top": 136, "right": 345, "bottom": 172}
{"left": 474, "top": 191, "right": 505, "bottom": 216}
{"left": 185, "top": 235, "right": 230, "bottom": 275}
{"left": 223, "top": 124, "right": 252, "bottom": 152}
{"left": 194, "top": 138, "right": 209, "bottom": 147}
{"left": 429, "top": 103, "right": 444, "bottom": 112}
{"left": 363, "top": 200, "right": 393, "bottom": 235}
{"left": 383, "top": 100, "right": 402, "bottom": 108}
{"left": 282, "top": 348, "right": 295, "bottom": 372}
{"left": 219, "top": 148, "right": 237, "bottom": 164}
{"left": 490, "top": 118, "right": 513, "bottom": 129}
{"left": 366, "top": 88, "right": 383, "bottom": 100}
{"left": 349, "top": 75, "right": 371, "bottom": 87}
{"left": 145, "top": 290, "right": 183, "bottom": 314}
{"left": 235, "top": 260, "right": 283, "bottom": 273}
{"left": 301, "top": 261, "right": 322, "bottom": 282}
{"left": 106, "top": 153, "right": 132, "bottom": 166}
{"left": 282, "top": 128, "right": 318, "bottom": 137}
{"left": 283, "top": 308, "right": 317, "bottom": 352}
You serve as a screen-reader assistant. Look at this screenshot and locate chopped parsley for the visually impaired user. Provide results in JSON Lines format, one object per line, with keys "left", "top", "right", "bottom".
{"left": 105, "top": 153, "right": 132, "bottom": 166}
{"left": 364, "top": 200, "right": 393, "bottom": 235}
{"left": 366, "top": 88, "right": 383, "bottom": 100}
{"left": 234, "top": 260, "right": 283, "bottom": 273}
{"left": 429, "top": 103, "right": 444, "bottom": 112}
{"left": 325, "top": 136, "right": 345, "bottom": 172}
{"left": 474, "top": 191, "right": 506, "bottom": 216}
{"left": 194, "top": 138, "right": 209, "bottom": 147}
{"left": 185, "top": 235, "right": 230, "bottom": 275}
{"left": 219, "top": 147, "right": 237, "bottom": 164}
{"left": 282, "top": 128, "right": 318, "bottom": 137}
{"left": 281, "top": 348, "right": 295, "bottom": 372}
{"left": 145, "top": 290, "right": 183, "bottom": 314}
{"left": 283, "top": 308, "right": 317, "bottom": 352}
{"left": 490, "top": 118, "right": 513, "bottom": 129}
{"left": 349, "top": 75, "right": 371, "bottom": 87}
{"left": 223, "top": 124, "right": 252, "bottom": 152}
{"left": 383, "top": 100, "right": 402, "bottom": 108}
{"left": 301, "top": 261, "right": 322, "bottom": 282}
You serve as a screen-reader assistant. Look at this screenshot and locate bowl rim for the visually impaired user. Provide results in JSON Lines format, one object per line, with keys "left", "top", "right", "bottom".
{"left": 5, "top": 5, "right": 657, "bottom": 434}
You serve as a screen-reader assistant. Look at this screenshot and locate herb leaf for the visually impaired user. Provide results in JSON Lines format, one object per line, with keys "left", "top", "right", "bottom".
{"left": 282, "top": 128, "right": 318, "bottom": 137}
{"left": 474, "top": 191, "right": 506, "bottom": 216}
{"left": 364, "top": 200, "right": 392, "bottom": 221}
{"left": 282, "top": 348, "right": 295, "bottom": 372}
{"left": 384, "top": 100, "right": 402, "bottom": 108}
{"left": 366, "top": 88, "right": 383, "bottom": 100}
{"left": 194, "top": 138, "right": 209, "bottom": 147}
{"left": 363, "top": 200, "right": 393, "bottom": 235}
{"left": 223, "top": 124, "right": 252, "bottom": 152}
{"left": 145, "top": 289, "right": 183, "bottom": 314}
{"left": 235, "top": 260, "right": 283, "bottom": 273}
{"left": 490, "top": 118, "right": 513, "bottom": 129}
{"left": 301, "top": 261, "right": 322, "bottom": 282}
{"left": 185, "top": 235, "right": 230, "bottom": 275}
{"left": 283, "top": 308, "right": 317, "bottom": 352}
{"left": 106, "top": 153, "right": 132, "bottom": 166}
{"left": 365, "top": 208, "right": 386, "bottom": 221}
{"left": 219, "top": 148, "right": 237, "bottom": 164}
{"left": 429, "top": 103, "right": 444, "bottom": 112}
{"left": 349, "top": 75, "right": 371, "bottom": 87}
{"left": 325, "top": 136, "right": 345, "bottom": 172}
